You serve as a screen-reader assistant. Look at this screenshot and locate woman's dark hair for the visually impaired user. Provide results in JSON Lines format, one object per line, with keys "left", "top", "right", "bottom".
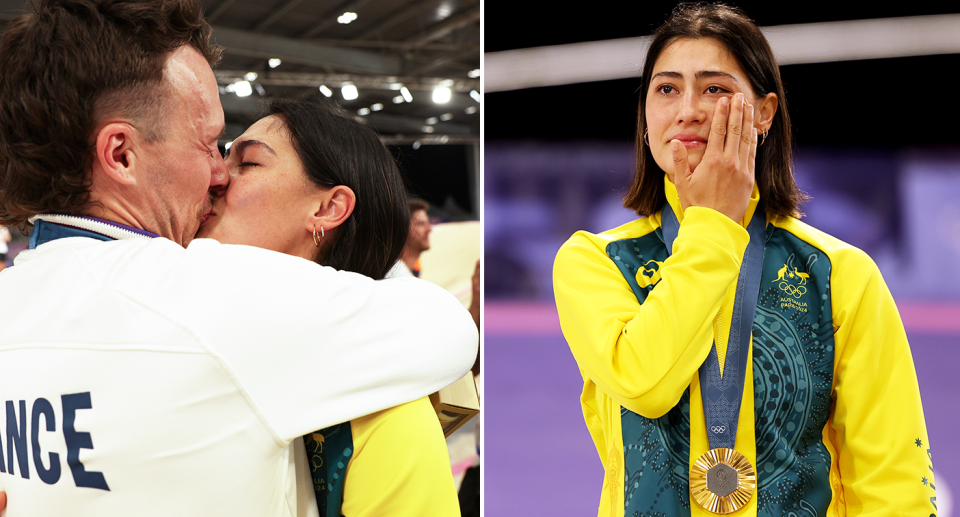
{"left": 624, "top": 2, "right": 806, "bottom": 218}
{"left": 0, "top": 0, "right": 222, "bottom": 229}
{"left": 266, "top": 97, "right": 409, "bottom": 280}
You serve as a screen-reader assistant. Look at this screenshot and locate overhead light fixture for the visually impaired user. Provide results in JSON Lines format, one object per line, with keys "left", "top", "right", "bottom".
{"left": 392, "top": 95, "right": 405, "bottom": 104}
{"left": 226, "top": 80, "right": 252, "bottom": 97}
{"left": 465, "top": 106, "right": 477, "bottom": 114}
{"left": 412, "top": 141, "right": 421, "bottom": 150}
{"left": 468, "top": 69, "right": 480, "bottom": 78}
{"left": 421, "top": 126, "right": 435, "bottom": 133}
{"left": 400, "top": 87, "right": 413, "bottom": 103}
{"left": 371, "top": 103, "right": 384, "bottom": 111}
{"left": 341, "top": 83, "right": 358, "bottom": 101}
{"left": 268, "top": 58, "right": 282, "bottom": 68}
{"left": 337, "top": 12, "right": 358, "bottom": 24}
{"left": 244, "top": 72, "right": 258, "bottom": 81}
{"left": 432, "top": 87, "right": 451, "bottom": 104}
{"left": 318, "top": 85, "right": 333, "bottom": 97}
{"left": 440, "top": 113, "right": 453, "bottom": 121}
{"left": 440, "top": 79, "right": 455, "bottom": 87}
{"left": 389, "top": 83, "right": 402, "bottom": 90}
{"left": 470, "top": 90, "right": 481, "bottom": 103}
{"left": 440, "top": 135, "right": 449, "bottom": 144}
{"left": 358, "top": 107, "right": 370, "bottom": 116}
{"left": 426, "top": 117, "right": 439, "bottom": 125}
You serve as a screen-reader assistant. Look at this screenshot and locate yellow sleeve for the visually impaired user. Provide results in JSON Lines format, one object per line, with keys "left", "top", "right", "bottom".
{"left": 830, "top": 250, "right": 937, "bottom": 515}
{"left": 341, "top": 397, "right": 460, "bottom": 517}
{"left": 554, "top": 207, "right": 749, "bottom": 418}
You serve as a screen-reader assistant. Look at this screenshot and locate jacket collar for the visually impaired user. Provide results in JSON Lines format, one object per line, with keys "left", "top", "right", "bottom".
{"left": 27, "top": 214, "right": 158, "bottom": 249}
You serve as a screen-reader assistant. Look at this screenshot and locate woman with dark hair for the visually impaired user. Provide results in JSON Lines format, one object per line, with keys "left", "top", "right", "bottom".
{"left": 554, "top": 4, "right": 934, "bottom": 516}
{"left": 197, "top": 97, "right": 460, "bottom": 516}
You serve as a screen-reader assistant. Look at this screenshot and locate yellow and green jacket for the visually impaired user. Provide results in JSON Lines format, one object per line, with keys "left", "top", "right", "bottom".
{"left": 554, "top": 179, "right": 937, "bottom": 517}
{"left": 304, "top": 397, "right": 460, "bottom": 516}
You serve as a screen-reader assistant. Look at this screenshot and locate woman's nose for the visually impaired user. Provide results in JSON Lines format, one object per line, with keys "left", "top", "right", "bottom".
{"left": 676, "top": 93, "right": 706, "bottom": 124}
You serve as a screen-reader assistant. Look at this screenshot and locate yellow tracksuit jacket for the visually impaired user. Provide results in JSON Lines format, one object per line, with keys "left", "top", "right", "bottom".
{"left": 554, "top": 179, "right": 937, "bottom": 517}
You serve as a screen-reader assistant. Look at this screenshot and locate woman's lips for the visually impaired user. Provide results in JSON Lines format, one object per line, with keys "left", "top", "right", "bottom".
{"left": 670, "top": 133, "right": 707, "bottom": 148}
{"left": 200, "top": 209, "right": 215, "bottom": 224}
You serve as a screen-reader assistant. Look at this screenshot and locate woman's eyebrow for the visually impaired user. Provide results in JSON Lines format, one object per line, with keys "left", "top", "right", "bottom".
{"left": 651, "top": 70, "right": 739, "bottom": 82}
{"left": 652, "top": 71, "right": 683, "bottom": 80}
{"left": 695, "top": 70, "right": 738, "bottom": 82}
{"left": 225, "top": 139, "right": 277, "bottom": 159}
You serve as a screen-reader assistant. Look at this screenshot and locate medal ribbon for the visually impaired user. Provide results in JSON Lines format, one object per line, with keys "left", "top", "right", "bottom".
{"left": 661, "top": 204, "right": 766, "bottom": 450}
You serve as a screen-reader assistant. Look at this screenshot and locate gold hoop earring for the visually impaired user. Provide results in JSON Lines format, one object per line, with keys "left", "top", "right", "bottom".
{"left": 312, "top": 226, "right": 323, "bottom": 247}
{"left": 643, "top": 129, "right": 650, "bottom": 146}
{"left": 759, "top": 129, "right": 768, "bottom": 146}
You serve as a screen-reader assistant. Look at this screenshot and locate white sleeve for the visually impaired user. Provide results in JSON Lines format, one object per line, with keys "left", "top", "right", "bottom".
{"left": 161, "top": 240, "right": 478, "bottom": 443}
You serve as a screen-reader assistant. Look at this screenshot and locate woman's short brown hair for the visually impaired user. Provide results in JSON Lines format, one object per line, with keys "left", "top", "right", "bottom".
{"left": 623, "top": 2, "right": 806, "bottom": 218}
{"left": 0, "top": 0, "right": 222, "bottom": 229}
{"left": 266, "top": 97, "right": 411, "bottom": 280}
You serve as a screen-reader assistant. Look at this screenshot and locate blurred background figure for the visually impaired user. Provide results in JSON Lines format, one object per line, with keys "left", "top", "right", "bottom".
{"left": 484, "top": 3, "right": 960, "bottom": 516}
{"left": 393, "top": 198, "right": 433, "bottom": 277}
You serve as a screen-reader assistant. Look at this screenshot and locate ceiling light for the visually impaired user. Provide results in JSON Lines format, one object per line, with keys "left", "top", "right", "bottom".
{"left": 318, "top": 85, "right": 333, "bottom": 97}
{"left": 426, "top": 117, "right": 438, "bottom": 125}
{"left": 412, "top": 141, "right": 421, "bottom": 150}
{"left": 468, "top": 69, "right": 480, "bottom": 78}
{"left": 465, "top": 106, "right": 477, "bottom": 114}
{"left": 440, "top": 135, "right": 449, "bottom": 144}
{"left": 393, "top": 95, "right": 405, "bottom": 104}
{"left": 400, "top": 87, "right": 413, "bottom": 103}
{"left": 421, "top": 126, "right": 435, "bottom": 133}
{"left": 389, "top": 83, "right": 403, "bottom": 90}
{"left": 470, "top": 90, "right": 481, "bottom": 103}
{"left": 358, "top": 107, "right": 370, "bottom": 116}
{"left": 440, "top": 79, "right": 455, "bottom": 87}
{"left": 244, "top": 72, "right": 258, "bottom": 81}
{"left": 337, "top": 12, "right": 358, "bottom": 24}
{"left": 432, "top": 87, "right": 451, "bottom": 104}
{"left": 371, "top": 103, "right": 384, "bottom": 111}
{"left": 233, "top": 81, "right": 252, "bottom": 97}
{"left": 439, "top": 113, "right": 453, "bottom": 121}
{"left": 268, "top": 58, "right": 282, "bottom": 68}
{"left": 341, "top": 83, "right": 358, "bottom": 101}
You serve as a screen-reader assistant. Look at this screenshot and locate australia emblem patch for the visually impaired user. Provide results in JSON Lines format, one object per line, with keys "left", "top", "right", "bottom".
{"left": 773, "top": 259, "right": 811, "bottom": 312}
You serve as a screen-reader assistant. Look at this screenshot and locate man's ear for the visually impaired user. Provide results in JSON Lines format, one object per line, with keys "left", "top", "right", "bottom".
{"left": 92, "top": 122, "right": 140, "bottom": 186}
{"left": 310, "top": 185, "right": 356, "bottom": 232}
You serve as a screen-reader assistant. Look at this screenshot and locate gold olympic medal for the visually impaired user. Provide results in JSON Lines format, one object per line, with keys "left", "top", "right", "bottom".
{"left": 689, "top": 448, "right": 756, "bottom": 514}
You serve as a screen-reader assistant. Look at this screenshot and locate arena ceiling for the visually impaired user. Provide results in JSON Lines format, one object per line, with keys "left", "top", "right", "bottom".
{"left": 0, "top": 0, "right": 481, "bottom": 147}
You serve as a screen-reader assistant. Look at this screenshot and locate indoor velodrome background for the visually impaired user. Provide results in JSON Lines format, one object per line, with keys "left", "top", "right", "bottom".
{"left": 484, "top": 3, "right": 960, "bottom": 516}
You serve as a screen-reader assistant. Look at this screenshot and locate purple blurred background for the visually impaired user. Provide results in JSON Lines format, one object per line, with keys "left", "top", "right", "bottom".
{"left": 483, "top": 142, "right": 960, "bottom": 516}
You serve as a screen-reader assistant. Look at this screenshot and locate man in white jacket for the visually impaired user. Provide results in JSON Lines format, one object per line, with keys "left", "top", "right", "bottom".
{"left": 0, "top": 0, "right": 478, "bottom": 515}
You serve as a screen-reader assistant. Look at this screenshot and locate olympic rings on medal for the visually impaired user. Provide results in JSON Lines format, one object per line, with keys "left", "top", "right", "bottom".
{"left": 710, "top": 425, "right": 726, "bottom": 434}
{"left": 778, "top": 281, "right": 806, "bottom": 298}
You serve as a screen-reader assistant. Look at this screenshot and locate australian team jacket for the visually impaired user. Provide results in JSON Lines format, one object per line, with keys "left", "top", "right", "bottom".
{"left": 554, "top": 179, "right": 937, "bottom": 517}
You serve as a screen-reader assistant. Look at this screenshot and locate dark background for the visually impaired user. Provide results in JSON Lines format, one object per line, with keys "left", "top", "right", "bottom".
{"left": 486, "top": 2, "right": 960, "bottom": 147}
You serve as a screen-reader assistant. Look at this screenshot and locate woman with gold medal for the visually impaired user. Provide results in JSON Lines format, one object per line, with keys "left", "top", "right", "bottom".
{"left": 554, "top": 3, "right": 937, "bottom": 516}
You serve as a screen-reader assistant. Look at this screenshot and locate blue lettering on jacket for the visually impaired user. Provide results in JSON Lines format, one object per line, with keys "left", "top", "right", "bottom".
{"left": 62, "top": 393, "right": 110, "bottom": 491}
{"left": 32, "top": 398, "right": 60, "bottom": 484}
{"left": 0, "top": 392, "right": 108, "bottom": 490}
{"left": 6, "top": 400, "right": 29, "bottom": 478}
